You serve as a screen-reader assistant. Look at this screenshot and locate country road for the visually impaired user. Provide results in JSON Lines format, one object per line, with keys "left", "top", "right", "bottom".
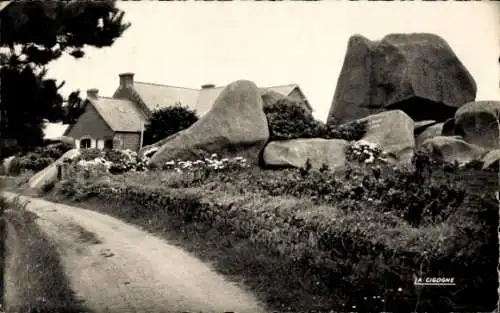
{"left": 2, "top": 192, "right": 267, "bottom": 313}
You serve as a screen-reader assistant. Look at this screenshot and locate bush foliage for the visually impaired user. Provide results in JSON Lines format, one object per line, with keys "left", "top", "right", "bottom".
{"left": 263, "top": 97, "right": 368, "bottom": 142}
{"left": 143, "top": 103, "right": 199, "bottom": 146}
{"left": 264, "top": 98, "right": 325, "bottom": 141}
{"left": 8, "top": 142, "right": 73, "bottom": 175}
{"left": 53, "top": 149, "right": 498, "bottom": 312}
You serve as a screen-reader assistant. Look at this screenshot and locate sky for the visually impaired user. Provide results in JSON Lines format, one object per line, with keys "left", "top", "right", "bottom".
{"left": 46, "top": 1, "right": 500, "bottom": 122}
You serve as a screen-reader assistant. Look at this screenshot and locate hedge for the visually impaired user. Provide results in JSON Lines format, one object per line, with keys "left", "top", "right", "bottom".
{"left": 55, "top": 154, "right": 498, "bottom": 311}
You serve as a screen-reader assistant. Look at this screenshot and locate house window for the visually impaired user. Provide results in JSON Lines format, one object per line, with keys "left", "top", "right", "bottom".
{"left": 80, "top": 138, "right": 91, "bottom": 149}
{"left": 104, "top": 139, "right": 114, "bottom": 150}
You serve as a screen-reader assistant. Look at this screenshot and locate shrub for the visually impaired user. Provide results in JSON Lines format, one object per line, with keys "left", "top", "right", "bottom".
{"left": 6, "top": 142, "right": 73, "bottom": 176}
{"left": 264, "top": 97, "right": 369, "bottom": 142}
{"left": 78, "top": 148, "right": 103, "bottom": 161}
{"left": 143, "top": 103, "right": 199, "bottom": 146}
{"left": 322, "top": 119, "right": 368, "bottom": 141}
{"left": 41, "top": 181, "right": 55, "bottom": 194}
{"left": 9, "top": 155, "right": 54, "bottom": 175}
{"left": 264, "top": 97, "right": 325, "bottom": 141}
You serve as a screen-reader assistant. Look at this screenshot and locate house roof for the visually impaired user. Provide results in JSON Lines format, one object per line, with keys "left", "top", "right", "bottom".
{"left": 0, "top": 1, "right": 12, "bottom": 12}
{"left": 133, "top": 82, "right": 200, "bottom": 113}
{"left": 89, "top": 97, "right": 147, "bottom": 132}
{"left": 132, "top": 82, "right": 307, "bottom": 117}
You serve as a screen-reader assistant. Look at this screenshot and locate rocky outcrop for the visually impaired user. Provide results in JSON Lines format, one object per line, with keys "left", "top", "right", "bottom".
{"left": 327, "top": 33, "right": 477, "bottom": 125}
{"left": 415, "top": 123, "right": 444, "bottom": 148}
{"left": 263, "top": 138, "right": 348, "bottom": 171}
{"left": 27, "top": 149, "right": 80, "bottom": 190}
{"left": 356, "top": 110, "right": 415, "bottom": 163}
{"left": 441, "top": 118, "right": 456, "bottom": 136}
{"left": 144, "top": 80, "right": 270, "bottom": 166}
{"left": 421, "top": 136, "right": 487, "bottom": 164}
{"left": 454, "top": 101, "right": 500, "bottom": 149}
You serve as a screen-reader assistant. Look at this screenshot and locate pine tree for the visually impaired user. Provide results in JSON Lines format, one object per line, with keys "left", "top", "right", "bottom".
{"left": 0, "top": 0, "right": 131, "bottom": 157}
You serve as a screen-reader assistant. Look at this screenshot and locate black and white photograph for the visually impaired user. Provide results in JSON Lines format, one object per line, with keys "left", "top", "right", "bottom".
{"left": 0, "top": 0, "right": 499, "bottom": 312}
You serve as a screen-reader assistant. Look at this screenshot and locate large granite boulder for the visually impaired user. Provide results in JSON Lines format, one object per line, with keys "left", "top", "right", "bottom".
{"left": 356, "top": 110, "right": 415, "bottom": 163}
{"left": 414, "top": 120, "right": 439, "bottom": 133}
{"left": 481, "top": 149, "right": 500, "bottom": 170}
{"left": 415, "top": 122, "right": 444, "bottom": 148}
{"left": 421, "top": 136, "right": 487, "bottom": 164}
{"left": 144, "top": 80, "right": 270, "bottom": 166}
{"left": 327, "top": 33, "right": 477, "bottom": 125}
{"left": 263, "top": 138, "right": 348, "bottom": 171}
{"left": 27, "top": 148, "right": 80, "bottom": 190}
{"left": 454, "top": 101, "right": 500, "bottom": 149}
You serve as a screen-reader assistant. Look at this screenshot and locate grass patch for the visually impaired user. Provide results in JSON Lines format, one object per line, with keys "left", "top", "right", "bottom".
{"left": 3, "top": 196, "right": 92, "bottom": 313}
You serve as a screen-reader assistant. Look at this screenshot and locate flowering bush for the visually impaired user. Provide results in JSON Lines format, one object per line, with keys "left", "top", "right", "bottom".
{"left": 160, "top": 154, "right": 250, "bottom": 173}
{"left": 104, "top": 149, "right": 141, "bottom": 174}
{"left": 345, "top": 140, "right": 386, "bottom": 164}
{"left": 71, "top": 148, "right": 149, "bottom": 176}
{"left": 263, "top": 98, "right": 368, "bottom": 142}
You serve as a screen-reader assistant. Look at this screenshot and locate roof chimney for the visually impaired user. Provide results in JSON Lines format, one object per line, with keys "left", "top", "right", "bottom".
{"left": 86, "top": 88, "right": 99, "bottom": 99}
{"left": 119, "top": 72, "right": 135, "bottom": 88}
{"left": 201, "top": 83, "right": 215, "bottom": 89}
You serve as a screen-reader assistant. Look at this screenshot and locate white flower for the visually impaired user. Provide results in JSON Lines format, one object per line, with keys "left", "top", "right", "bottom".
{"left": 364, "top": 157, "right": 374, "bottom": 164}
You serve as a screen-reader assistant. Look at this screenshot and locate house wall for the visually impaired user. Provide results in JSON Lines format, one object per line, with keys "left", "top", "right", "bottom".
{"left": 113, "top": 132, "right": 141, "bottom": 152}
{"left": 66, "top": 104, "right": 115, "bottom": 144}
{"left": 97, "top": 139, "right": 105, "bottom": 149}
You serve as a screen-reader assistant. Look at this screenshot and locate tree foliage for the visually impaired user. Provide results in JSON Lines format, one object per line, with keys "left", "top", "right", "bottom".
{"left": 143, "top": 103, "right": 199, "bottom": 146}
{"left": 0, "top": 0, "right": 130, "bottom": 157}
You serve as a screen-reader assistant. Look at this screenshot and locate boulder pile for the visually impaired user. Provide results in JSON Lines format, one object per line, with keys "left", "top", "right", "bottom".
{"left": 28, "top": 32, "right": 497, "bottom": 181}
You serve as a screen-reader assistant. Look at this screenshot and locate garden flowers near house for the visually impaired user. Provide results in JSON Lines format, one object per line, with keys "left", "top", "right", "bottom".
{"left": 161, "top": 154, "right": 250, "bottom": 173}
{"left": 69, "top": 149, "right": 250, "bottom": 176}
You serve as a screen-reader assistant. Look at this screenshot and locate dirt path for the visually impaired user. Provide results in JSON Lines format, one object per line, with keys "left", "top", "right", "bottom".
{"left": 2, "top": 192, "right": 266, "bottom": 313}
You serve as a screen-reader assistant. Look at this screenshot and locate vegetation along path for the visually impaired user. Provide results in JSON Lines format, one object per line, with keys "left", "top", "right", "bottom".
{"left": 2, "top": 192, "right": 266, "bottom": 313}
